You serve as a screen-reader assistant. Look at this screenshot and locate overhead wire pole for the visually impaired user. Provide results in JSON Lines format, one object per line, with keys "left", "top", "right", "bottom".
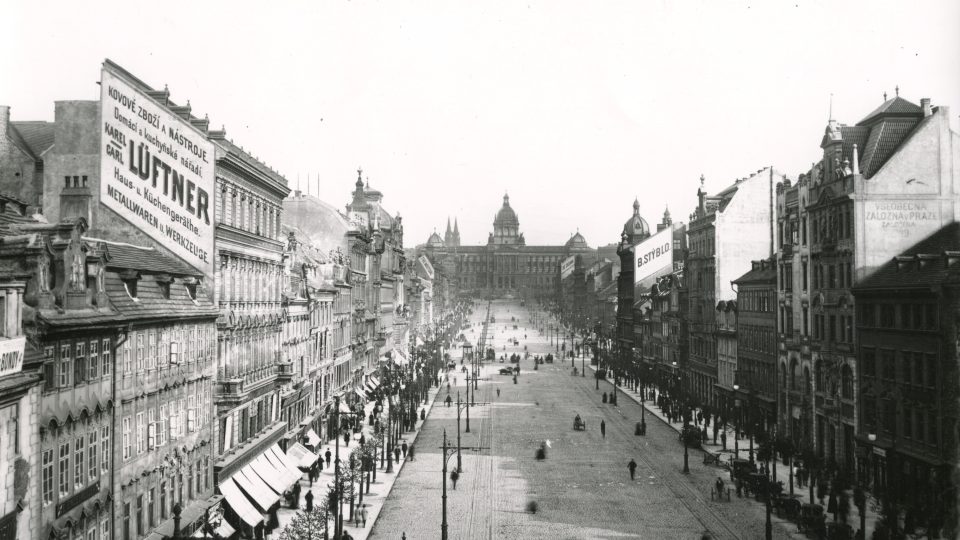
{"left": 440, "top": 429, "right": 489, "bottom": 540}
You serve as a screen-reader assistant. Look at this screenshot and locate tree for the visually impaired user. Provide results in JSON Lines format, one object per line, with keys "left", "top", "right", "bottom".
{"left": 278, "top": 505, "right": 329, "bottom": 540}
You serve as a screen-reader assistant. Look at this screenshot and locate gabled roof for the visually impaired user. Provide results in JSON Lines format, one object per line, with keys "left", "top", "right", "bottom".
{"left": 9, "top": 121, "right": 55, "bottom": 159}
{"left": 855, "top": 222, "right": 960, "bottom": 290}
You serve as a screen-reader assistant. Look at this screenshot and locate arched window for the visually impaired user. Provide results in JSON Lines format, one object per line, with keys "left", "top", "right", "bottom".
{"left": 841, "top": 365, "right": 854, "bottom": 399}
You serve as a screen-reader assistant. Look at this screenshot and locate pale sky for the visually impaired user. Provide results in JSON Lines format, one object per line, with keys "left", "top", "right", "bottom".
{"left": 4, "top": 0, "right": 959, "bottom": 248}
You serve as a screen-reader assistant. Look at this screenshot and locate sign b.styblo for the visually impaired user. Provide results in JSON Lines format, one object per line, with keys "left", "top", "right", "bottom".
{"left": 633, "top": 227, "right": 673, "bottom": 287}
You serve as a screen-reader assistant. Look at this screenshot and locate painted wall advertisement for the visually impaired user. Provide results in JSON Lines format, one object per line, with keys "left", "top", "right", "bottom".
{"left": 560, "top": 256, "right": 576, "bottom": 280}
{"left": 633, "top": 227, "right": 673, "bottom": 289}
{"left": 99, "top": 64, "right": 215, "bottom": 276}
{"left": 0, "top": 336, "right": 26, "bottom": 378}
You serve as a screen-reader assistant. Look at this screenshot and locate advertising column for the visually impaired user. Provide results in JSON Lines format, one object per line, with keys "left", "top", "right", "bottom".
{"left": 99, "top": 63, "right": 215, "bottom": 278}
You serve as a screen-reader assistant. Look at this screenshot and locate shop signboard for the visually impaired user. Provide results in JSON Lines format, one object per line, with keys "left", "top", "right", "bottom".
{"left": 99, "top": 63, "right": 215, "bottom": 276}
{"left": 560, "top": 256, "right": 576, "bottom": 280}
{"left": 0, "top": 337, "right": 25, "bottom": 378}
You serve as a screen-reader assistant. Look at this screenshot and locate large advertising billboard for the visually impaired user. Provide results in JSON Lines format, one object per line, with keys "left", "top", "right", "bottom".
{"left": 560, "top": 256, "right": 576, "bottom": 280}
{"left": 99, "top": 64, "right": 215, "bottom": 276}
{"left": 633, "top": 226, "right": 674, "bottom": 289}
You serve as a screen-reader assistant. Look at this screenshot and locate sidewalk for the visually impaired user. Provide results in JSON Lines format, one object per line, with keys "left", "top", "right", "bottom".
{"left": 274, "top": 371, "right": 444, "bottom": 539}
{"left": 587, "top": 364, "right": 879, "bottom": 539}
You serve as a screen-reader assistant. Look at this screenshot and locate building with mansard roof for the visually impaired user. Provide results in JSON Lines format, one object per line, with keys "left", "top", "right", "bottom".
{"left": 419, "top": 193, "right": 593, "bottom": 301}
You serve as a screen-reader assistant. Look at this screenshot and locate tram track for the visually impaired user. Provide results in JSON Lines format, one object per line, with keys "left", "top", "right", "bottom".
{"left": 570, "top": 369, "right": 746, "bottom": 540}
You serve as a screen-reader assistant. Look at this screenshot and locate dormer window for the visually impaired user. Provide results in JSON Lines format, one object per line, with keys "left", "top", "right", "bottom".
{"left": 120, "top": 270, "right": 140, "bottom": 301}
{"left": 124, "top": 280, "right": 138, "bottom": 300}
{"left": 155, "top": 274, "right": 173, "bottom": 300}
{"left": 182, "top": 277, "right": 199, "bottom": 301}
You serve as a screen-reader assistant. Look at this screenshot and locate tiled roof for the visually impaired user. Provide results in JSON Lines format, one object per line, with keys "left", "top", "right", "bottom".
{"left": 855, "top": 222, "right": 960, "bottom": 290}
{"left": 857, "top": 96, "right": 922, "bottom": 126}
{"left": 10, "top": 121, "right": 55, "bottom": 158}
{"left": 733, "top": 266, "right": 776, "bottom": 284}
{"left": 105, "top": 274, "right": 217, "bottom": 319}
{"left": 859, "top": 116, "right": 926, "bottom": 179}
{"left": 89, "top": 238, "right": 202, "bottom": 277}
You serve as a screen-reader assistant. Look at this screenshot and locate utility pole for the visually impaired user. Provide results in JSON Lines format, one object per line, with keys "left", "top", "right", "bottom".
{"left": 440, "top": 430, "right": 489, "bottom": 540}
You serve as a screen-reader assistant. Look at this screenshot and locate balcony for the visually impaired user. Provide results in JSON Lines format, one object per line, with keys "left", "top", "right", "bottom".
{"left": 216, "top": 366, "right": 279, "bottom": 409}
{"left": 277, "top": 360, "right": 295, "bottom": 384}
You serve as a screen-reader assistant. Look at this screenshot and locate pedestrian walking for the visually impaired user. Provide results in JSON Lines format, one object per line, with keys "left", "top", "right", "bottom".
{"left": 445, "top": 395, "right": 452, "bottom": 407}
{"left": 628, "top": 458, "right": 637, "bottom": 480}
{"left": 344, "top": 431, "right": 350, "bottom": 447}
{"left": 305, "top": 489, "right": 314, "bottom": 511}
{"left": 600, "top": 420, "right": 606, "bottom": 438}
{"left": 325, "top": 448, "right": 332, "bottom": 467}
{"left": 402, "top": 441, "right": 408, "bottom": 456}
{"left": 450, "top": 470, "right": 459, "bottom": 489}
{"left": 394, "top": 446, "right": 401, "bottom": 463}
{"left": 360, "top": 504, "right": 369, "bottom": 527}
{"left": 420, "top": 408, "right": 426, "bottom": 420}
{"left": 359, "top": 434, "right": 366, "bottom": 447}
{"left": 496, "top": 388, "right": 501, "bottom": 397}
{"left": 715, "top": 477, "right": 725, "bottom": 500}
{"left": 720, "top": 431, "right": 727, "bottom": 450}
{"left": 408, "top": 444, "right": 415, "bottom": 461}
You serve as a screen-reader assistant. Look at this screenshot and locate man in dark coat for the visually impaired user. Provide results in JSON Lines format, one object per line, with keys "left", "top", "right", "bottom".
{"left": 305, "top": 489, "right": 314, "bottom": 511}
{"left": 628, "top": 459, "right": 637, "bottom": 480}
{"left": 402, "top": 441, "right": 408, "bottom": 456}
{"left": 394, "top": 446, "right": 401, "bottom": 463}
{"left": 600, "top": 420, "right": 606, "bottom": 438}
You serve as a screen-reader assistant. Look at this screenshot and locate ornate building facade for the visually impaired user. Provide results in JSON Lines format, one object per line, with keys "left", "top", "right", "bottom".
{"left": 421, "top": 194, "right": 593, "bottom": 300}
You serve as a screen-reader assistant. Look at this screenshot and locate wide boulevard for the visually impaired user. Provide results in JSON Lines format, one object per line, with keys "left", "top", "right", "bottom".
{"left": 370, "top": 299, "right": 794, "bottom": 539}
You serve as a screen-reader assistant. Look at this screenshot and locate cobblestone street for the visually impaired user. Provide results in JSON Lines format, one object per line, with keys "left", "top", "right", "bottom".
{"left": 371, "top": 300, "right": 798, "bottom": 540}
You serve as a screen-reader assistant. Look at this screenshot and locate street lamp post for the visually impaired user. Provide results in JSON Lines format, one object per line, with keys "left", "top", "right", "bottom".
{"left": 681, "top": 372, "right": 689, "bottom": 474}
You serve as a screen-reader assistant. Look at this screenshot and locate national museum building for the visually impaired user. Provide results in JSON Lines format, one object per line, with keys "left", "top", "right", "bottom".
{"left": 419, "top": 194, "right": 593, "bottom": 299}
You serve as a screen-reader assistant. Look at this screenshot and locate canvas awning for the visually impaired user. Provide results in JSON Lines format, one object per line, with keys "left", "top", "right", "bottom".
{"left": 268, "top": 445, "right": 303, "bottom": 484}
{"left": 232, "top": 468, "right": 279, "bottom": 512}
{"left": 287, "top": 442, "right": 320, "bottom": 469}
{"left": 250, "top": 454, "right": 289, "bottom": 494}
{"left": 338, "top": 401, "right": 352, "bottom": 414}
{"left": 192, "top": 520, "right": 235, "bottom": 538}
{"left": 218, "top": 477, "right": 262, "bottom": 527}
{"left": 305, "top": 428, "right": 322, "bottom": 447}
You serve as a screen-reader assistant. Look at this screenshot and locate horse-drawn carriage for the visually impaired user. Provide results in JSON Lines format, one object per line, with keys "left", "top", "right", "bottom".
{"left": 573, "top": 415, "right": 586, "bottom": 431}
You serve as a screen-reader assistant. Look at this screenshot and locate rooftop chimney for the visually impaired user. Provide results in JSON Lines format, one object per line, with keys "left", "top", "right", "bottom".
{"left": 921, "top": 98, "right": 932, "bottom": 117}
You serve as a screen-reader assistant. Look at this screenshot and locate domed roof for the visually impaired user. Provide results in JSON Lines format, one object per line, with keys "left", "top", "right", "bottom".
{"left": 565, "top": 231, "right": 588, "bottom": 249}
{"left": 623, "top": 198, "right": 650, "bottom": 238}
{"left": 426, "top": 231, "right": 445, "bottom": 248}
{"left": 494, "top": 193, "right": 519, "bottom": 226}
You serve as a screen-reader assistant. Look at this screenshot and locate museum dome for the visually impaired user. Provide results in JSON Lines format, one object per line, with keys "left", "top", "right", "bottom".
{"left": 426, "top": 231, "right": 445, "bottom": 248}
{"left": 494, "top": 193, "right": 519, "bottom": 227}
{"left": 623, "top": 198, "right": 650, "bottom": 240}
{"left": 565, "top": 231, "right": 589, "bottom": 249}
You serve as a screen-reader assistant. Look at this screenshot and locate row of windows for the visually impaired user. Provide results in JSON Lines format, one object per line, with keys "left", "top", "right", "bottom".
{"left": 861, "top": 348, "right": 937, "bottom": 388}
{"left": 738, "top": 324, "right": 776, "bottom": 353}
{"left": 42, "top": 427, "right": 110, "bottom": 505}
{"left": 861, "top": 398, "right": 940, "bottom": 445}
{"left": 121, "top": 325, "right": 215, "bottom": 375}
{"left": 217, "top": 181, "right": 282, "bottom": 241}
{"left": 218, "top": 255, "right": 284, "bottom": 306}
{"left": 122, "top": 385, "right": 210, "bottom": 462}
{"left": 778, "top": 216, "right": 807, "bottom": 247}
{"left": 813, "top": 259, "right": 852, "bottom": 290}
{"left": 740, "top": 289, "right": 774, "bottom": 312}
{"left": 859, "top": 302, "right": 938, "bottom": 331}
{"left": 812, "top": 313, "right": 853, "bottom": 343}
{"left": 811, "top": 204, "right": 853, "bottom": 245}
{"left": 43, "top": 338, "right": 112, "bottom": 391}
{"left": 122, "top": 458, "right": 209, "bottom": 540}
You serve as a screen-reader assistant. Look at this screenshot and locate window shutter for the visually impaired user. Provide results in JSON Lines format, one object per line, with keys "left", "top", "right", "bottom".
{"left": 44, "top": 363, "right": 55, "bottom": 391}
